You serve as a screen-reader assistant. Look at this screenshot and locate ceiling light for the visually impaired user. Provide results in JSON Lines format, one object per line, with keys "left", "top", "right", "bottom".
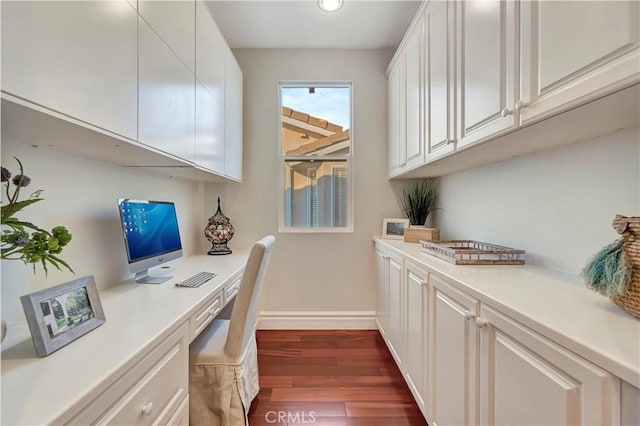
{"left": 318, "top": 0, "right": 343, "bottom": 12}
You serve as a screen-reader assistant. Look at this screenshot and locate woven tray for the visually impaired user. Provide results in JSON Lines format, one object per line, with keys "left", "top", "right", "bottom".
{"left": 420, "top": 240, "right": 525, "bottom": 265}
{"left": 611, "top": 215, "right": 640, "bottom": 319}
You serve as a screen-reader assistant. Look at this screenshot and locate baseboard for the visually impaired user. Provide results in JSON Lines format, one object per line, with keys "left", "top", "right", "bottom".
{"left": 258, "top": 311, "right": 376, "bottom": 330}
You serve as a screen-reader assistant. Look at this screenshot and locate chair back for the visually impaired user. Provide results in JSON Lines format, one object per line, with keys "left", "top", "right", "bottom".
{"left": 224, "top": 235, "right": 275, "bottom": 359}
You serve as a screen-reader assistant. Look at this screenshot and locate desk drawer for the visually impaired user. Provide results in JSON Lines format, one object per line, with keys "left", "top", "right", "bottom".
{"left": 70, "top": 325, "right": 188, "bottom": 425}
{"left": 189, "top": 292, "right": 222, "bottom": 341}
{"left": 224, "top": 274, "right": 242, "bottom": 304}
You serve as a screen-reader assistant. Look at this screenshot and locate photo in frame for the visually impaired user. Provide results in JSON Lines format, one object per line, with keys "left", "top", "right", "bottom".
{"left": 382, "top": 218, "right": 410, "bottom": 239}
{"left": 20, "top": 275, "right": 106, "bottom": 357}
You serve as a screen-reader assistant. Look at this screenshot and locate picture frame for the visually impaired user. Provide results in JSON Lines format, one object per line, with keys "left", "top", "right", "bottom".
{"left": 20, "top": 275, "right": 106, "bottom": 357}
{"left": 382, "top": 218, "right": 410, "bottom": 239}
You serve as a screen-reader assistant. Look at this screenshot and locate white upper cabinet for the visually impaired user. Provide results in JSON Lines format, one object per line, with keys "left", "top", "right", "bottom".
{"left": 520, "top": 0, "right": 640, "bottom": 124}
{"left": 456, "top": 0, "right": 518, "bottom": 150}
{"left": 138, "top": 0, "right": 195, "bottom": 72}
{"left": 388, "top": 17, "right": 424, "bottom": 177}
{"left": 224, "top": 46, "right": 243, "bottom": 180}
{"left": 138, "top": 18, "right": 195, "bottom": 162}
{"left": 388, "top": 0, "right": 638, "bottom": 178}
{"left": 1, "top": 1, "right": 138, "bottom": 140}
{"left": 196, "top": 81, "right": 225, "bottom": 174}
{"left": 196, "top": 0, "right": 226, "bottom": 105}
{"left": 388, "top": 62, "right": 405, "bottom": 176}
{"left": 224, "top": 110, "right": 243, "bottom": 181}
{"left": 2, "top": 0, "right": 241, "bottom": 182}
{"left": 424, "top": 0, "right": 455, "bottom": 161}
{"left": 404, "top": 16, "right": 425, "bottom": 171}
{"left": 225, "top": 47, "right": 243, "bottom": 122}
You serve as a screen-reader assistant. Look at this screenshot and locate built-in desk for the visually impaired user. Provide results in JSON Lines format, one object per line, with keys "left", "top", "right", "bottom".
{"left": 1, "top": 252, "right": 249, "bottom": 425}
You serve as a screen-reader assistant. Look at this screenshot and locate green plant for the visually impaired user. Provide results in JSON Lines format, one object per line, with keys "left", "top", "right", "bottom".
{"left": 1, "top": 158, "right": 73, "bottom": 274}
{"left": 400, "top": 179, "right": 438, "bottom": 226}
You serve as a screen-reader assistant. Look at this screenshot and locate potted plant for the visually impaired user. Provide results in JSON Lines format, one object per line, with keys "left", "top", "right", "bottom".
{"left": 399, "top": 179, "right": 439, "bottom": 243}
{"left": 1, "top": 157, "right": 74, "bottom": 341}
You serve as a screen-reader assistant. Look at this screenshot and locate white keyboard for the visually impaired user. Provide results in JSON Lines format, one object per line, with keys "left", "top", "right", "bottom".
{"left": 175, "top": 271, "right": 218, "bottom": 288}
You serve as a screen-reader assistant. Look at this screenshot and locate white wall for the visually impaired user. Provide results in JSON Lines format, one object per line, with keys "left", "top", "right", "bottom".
{"left": 1, "top": 139, "right": 205, "bottom": 323}
{"left": 206, "top": 49, "right": 401, "bottom": 318}
{"left": 435, "top": 127, "right": 640, "bottom": 274}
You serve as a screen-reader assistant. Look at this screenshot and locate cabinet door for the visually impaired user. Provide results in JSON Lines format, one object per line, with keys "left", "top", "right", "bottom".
{"left": 1, "top": 1, "right": 138, "bottom": 140}
{"left": 405, "top": 260, "right": 428, "bottom": 414}
{"left": 139, "top": 18, "right": 195, "bottom": 163}
{"left": 374, "top": 244, "right": 389, "bottom": 338}
{"left": 388, "top": 61, "right": 405, "bottom": 177}
{"left": 225, "top": 47, "right": 243, "bottom": 122}
{"left": 520, "top": 1, "right": 640, "bottom": 125}
{"left": 196, "top": 0, "right": 226, "bottom": 105}
{"left": 404, "top": 17, "right": 425, "bottom": 171}
{"left": 424, "top": 0, "right": 456, "bottom": 162}
{"left": 138, "top": 0, "right": 195, "bottom": 72}
{"left": 456, "top": 0, "right": 518, "bottom": 150}
{"left": 387, "top": 250, "right": 405, "bottom": 366}
{"left": 479, "top": 304, "right": 619, "bottom": 425}
{"left": 430, "top": 274, "right": 479, "bottom": 426}
{"left": 195, "top": 81, "right": 225, "bottom": 174}
{"left": 224, "top": 111, "right": 243, "bottom": 181}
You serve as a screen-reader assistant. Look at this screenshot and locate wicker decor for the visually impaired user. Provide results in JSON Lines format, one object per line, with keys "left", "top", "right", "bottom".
{"left": 421, "top": 240, "right": 525, "bottom": 265}
{"left": 611, "top": 215, "right": 640, "bottom": 319}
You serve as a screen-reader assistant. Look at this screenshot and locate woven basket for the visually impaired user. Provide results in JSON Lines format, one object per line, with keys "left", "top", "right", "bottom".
{"left": 610, "top": 215, "right": 640, "bottom": 319}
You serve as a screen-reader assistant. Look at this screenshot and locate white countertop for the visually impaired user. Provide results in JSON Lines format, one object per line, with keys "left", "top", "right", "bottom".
{"left": 375, "top": 238, "right": 640, "bottom": 388}
{"left": 1, "top": 252, "right": 249, "bottom": 425}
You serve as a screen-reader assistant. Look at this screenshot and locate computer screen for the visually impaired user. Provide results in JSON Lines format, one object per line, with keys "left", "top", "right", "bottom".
{"left": 118, "top": 199, "right": 183, "bottom": 283}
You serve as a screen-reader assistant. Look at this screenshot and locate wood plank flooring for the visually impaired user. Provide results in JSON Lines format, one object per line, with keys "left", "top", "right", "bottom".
{"left": 249, "top": 330, "right": 428, "bottom": 426}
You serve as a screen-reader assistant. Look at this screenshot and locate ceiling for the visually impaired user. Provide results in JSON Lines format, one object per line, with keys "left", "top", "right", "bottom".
{"left": 205, "top": 1, "right": 421, "bottom": 49}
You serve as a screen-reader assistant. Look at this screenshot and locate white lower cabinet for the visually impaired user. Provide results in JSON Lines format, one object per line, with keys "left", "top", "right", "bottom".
{"left": 374, "top": 243, "right": 389, "bottom": 338}
{"left": 386, "top": 250, "right": 405, "bottom": 366}
{"left": 404, "top": 260, "right": 429, "bottom": 416}
{"left": 70, "top": 324, "right": 189, "bottom": 425}
{"left": 479, "top": 304, "right": 618, "bottom": 425}
{"left": 374, "top": 243, "right": 624, "bottom": 426}
{"left": 429, "top": 273, "right": 480, "bottom": 426}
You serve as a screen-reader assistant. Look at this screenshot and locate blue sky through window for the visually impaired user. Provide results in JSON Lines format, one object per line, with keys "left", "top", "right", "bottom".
{"left": 281, "top": 86, "right": 350, "bottom": 130}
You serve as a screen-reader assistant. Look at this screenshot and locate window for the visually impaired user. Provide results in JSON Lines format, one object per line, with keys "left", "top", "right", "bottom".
{"left": 279, "top": 83, "right": 353, "bottom": 232}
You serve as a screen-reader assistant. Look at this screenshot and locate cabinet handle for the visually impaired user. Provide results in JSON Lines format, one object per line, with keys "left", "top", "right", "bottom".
{"left": 208, "top": 308, "right": 216, "bottom": 316}
{"left": 421, "top": 281, "right": 429, "bottom": 286}
{"left": 141, "top": 402, "right": 154, "bottom": 416}
{"left": 514, "top": 100, "right": 527, "bottom": 111}
{"left": 383, "top": 255, "right": 390, "bottom": 260}
{"left": 475, "top": 317, "right": 488, "bottom": 328}
{"left": 463, "top": 311, "right": 475, "bottom": 320}
{"left": 446, "top": 138, "right": 455, "bottom": 145}
{"left": 500, "top": 107, "right": 512, "bottom": 117}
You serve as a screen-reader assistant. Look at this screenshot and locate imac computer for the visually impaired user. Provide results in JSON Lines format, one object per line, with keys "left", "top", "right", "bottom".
{"left": 118, "top": 199, "right": 183, "bottom": 284}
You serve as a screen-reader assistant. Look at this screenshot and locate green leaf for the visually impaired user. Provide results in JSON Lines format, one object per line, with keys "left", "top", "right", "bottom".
{"left": 1, "top": 198, "right": 43, "bottom": 221}
{"left": 47, "top": 254, "right": 74, "bottom": 273}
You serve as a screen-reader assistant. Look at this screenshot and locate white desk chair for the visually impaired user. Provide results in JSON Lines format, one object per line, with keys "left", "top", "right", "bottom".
{"left": 189, "top": 235, "right": 275, "bottom": 426}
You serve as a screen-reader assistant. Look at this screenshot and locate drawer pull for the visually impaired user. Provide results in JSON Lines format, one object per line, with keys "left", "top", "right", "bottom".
{"left": 463, "top": 311, "right": 475, "bottom": 320}
{"left": 141, "top": 402, "right": 154, "bottom": 416}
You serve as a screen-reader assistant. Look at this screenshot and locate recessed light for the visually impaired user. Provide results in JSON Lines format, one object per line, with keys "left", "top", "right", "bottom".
{"left": 318, "top": 0, "right": 343, "bottom": 12}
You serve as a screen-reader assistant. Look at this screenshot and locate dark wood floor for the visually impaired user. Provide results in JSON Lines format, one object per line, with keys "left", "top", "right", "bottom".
{"left": 248, "top": 330, "right": 428, "bottom": 426}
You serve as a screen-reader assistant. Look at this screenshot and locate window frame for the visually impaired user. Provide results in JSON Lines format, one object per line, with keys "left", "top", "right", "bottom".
{"left": 277, "top": 81, "right": 354, "bottom": 233}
